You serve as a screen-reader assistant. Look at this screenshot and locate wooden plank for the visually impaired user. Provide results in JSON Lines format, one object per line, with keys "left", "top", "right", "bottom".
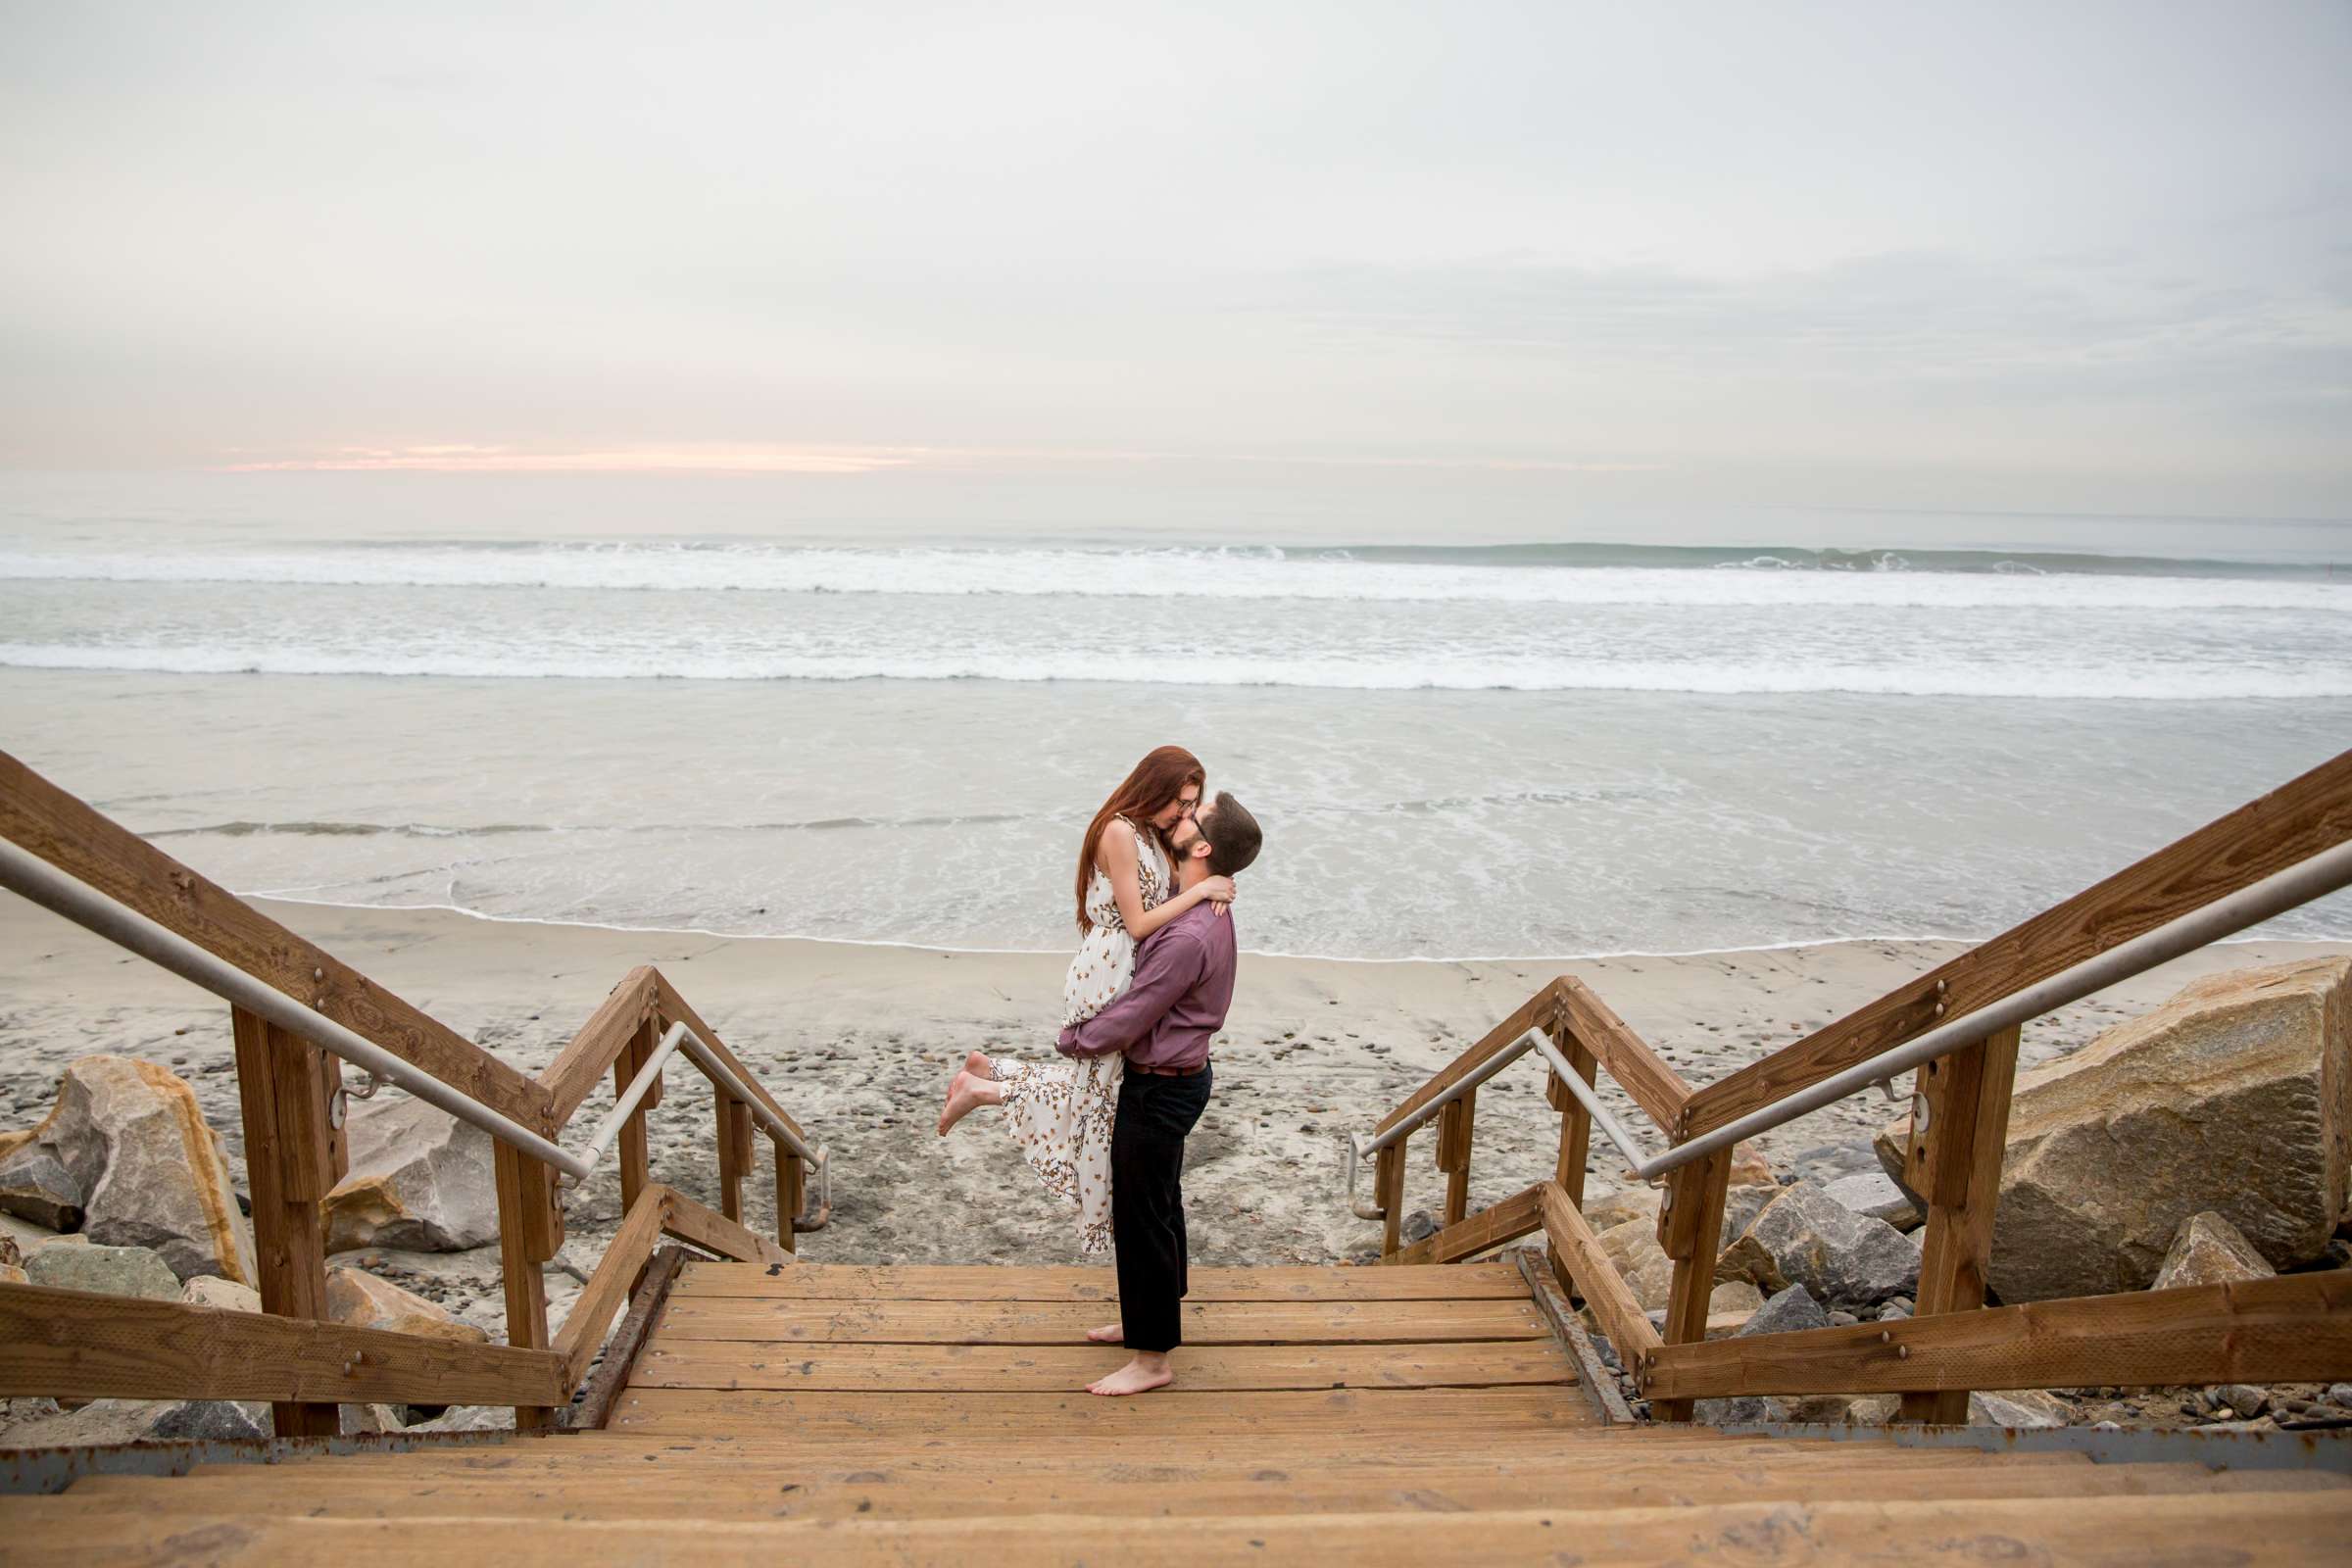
{"left": 1551, "top": 976, "right": 1690, "bottom": 1131}
{"left": 1644, "top": 1270, "right": 2352, "bottom": 1401}
{"left": 1681, "top": 747, "right": 2352, "bottom": 1143}
{"left": 1387, "top": 1183, "right": 1545, "bottom": 1266}
{"left": 573, "top": 1245, "right": 686, "bottom": 1432}
{"left": 1374, "top": 988, "right": 1549, "bottom": 1137}
{"left": 0, "top": 1281, "right": 565, "bottom": 1405}
{"left": 609, "top": 1383, "right": 1598, "bottom": 1438}
{"left": 1897, "top": 1022, "right": 2022, "bottom": 1424}
{"left": 662, "top": 1188, "right": 793, "bottom": 1267}
{"left": 229, "top": 1005, "right": 340, "bottom": 1439}
{"left": 1652, "top": 1147, "right": 1734, "bottom": 1422}
{"left": 650, "top": 970, "right": 803, "bottom": 1144}
{"left": 653, "top": 1297, "right": 1550, "bottom": 1346}
{"left": 17, "top": 1495, "right": 2351, "bottom": 1565}
{"left": 1539, "top": 1180, "right": 1664, "bottom": 1364}
{"left": 1547, "top": 1027, "right": 1596, "bottom": 1205}
{"left": 714, "top": 1092, "right": 747, "bottom": 1224}
{"left": 1437, "top": 1088, "right": 1475, "bottom": 1227}
{"left": 774, "top": 1146, "right": 802, "bottom": 1252}
{"left": 0, "top": 747, "right": 556, "bottom": 1135}
{"left": 491, "top": 1139, "right": 558, "bottom": 1431}
{"left": 536, "top": 968, "right": 657, "bottom": 1122}
{"left": 1374, "top": 1142, "right": 1404, "bottom": 1257}
{"left": 628, "top": 1338, "right": 1576, "bottom": 1393}
{"left": 551, "top": 1183, "right": 671, "bottom": 1391}
{"left": 74, "top": 1459, "right": 2328, "bottom": 1522}
{"left": 37, "top": 1494, "right": 2352, "bottom": 1565}
{"left": 669, "top": 1262, "right": 1535, "bottom": 1301}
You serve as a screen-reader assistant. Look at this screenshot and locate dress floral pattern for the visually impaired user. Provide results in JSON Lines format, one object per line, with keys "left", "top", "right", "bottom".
{"left": 991, "top": 816, "right": 1170, "bottom": 1254}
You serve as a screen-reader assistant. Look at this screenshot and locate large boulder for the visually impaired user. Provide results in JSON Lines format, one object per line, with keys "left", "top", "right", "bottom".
{"left": 7, "top": 1397, "right": 269, "bottom": 1446}
{"left": 1982, "top": 958, "right": 2348, "bottom": 1301}
{"left": 2151, "top": 1211, "right": 2276, "bottom": 1292}
{"left": 24, "top": 1241, "right": 182, "bottom": 1300}
{"left": 1714, "top": 1180, "right": 1921, "bottom": 1309}
{"left": 325, "top": 1267, "right": 489, "bottom": 1345}
{"left": 0, "top": 1057, "right": 255, "bottom": 1285}
{"left": 323, "top": 1097, "right": 499, "bottom": 1253}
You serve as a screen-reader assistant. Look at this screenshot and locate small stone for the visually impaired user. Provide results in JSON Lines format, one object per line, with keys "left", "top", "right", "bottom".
{"left": 2329, "top": 1383, "right": 2352, "bottom": 1409}
{"left": 1737, "top": 1284, "right": 1833, "bottom": 1339}
{"left": 180, "top": 1275, "right": 264, "bottom": 1313}
{"left": 24, "top": 1241, "right": 182, "bottom": 1300}
{"left": 325, "top": 1267, "right": 489, "bottom": 1344}
{"left": 2152, "top": 1212, "right": 2277, "bottom": 1292}
{"left": 1726, "top": 1141, "right": 1776, "bottom": 1188}
{"left": 1400, "top": 1209, "right": 1437, "bottom": 1244}
{"left": 1970, "top": 1390, "right": 2069, "bottom": 1429}
{"left": 0, "top": 1146, "right": 84, "bottom": 1232}
{"left": 2215, "top": 1383, "right": 2269, "bottom": 1419}
{"left": 1820, "top": 1170, "right": 1925, "bottom": 1232}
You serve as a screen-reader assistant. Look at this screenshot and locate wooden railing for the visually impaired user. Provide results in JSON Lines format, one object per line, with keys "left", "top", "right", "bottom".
{"left": 0, "top": 750, "right": 821, "bottom": 1435}
{"left": 1364, "top": 747, "right": 2352, "bottom": 1423}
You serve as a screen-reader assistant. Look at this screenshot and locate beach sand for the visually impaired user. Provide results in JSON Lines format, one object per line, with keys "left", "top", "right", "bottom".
{"left": 4, "top": 892, "right": 2343, "bottom": 1340}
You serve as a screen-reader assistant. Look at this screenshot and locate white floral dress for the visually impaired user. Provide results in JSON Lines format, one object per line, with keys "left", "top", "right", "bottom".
{"left": 990, "top": 816, "right": 1171, "bottom": 1254}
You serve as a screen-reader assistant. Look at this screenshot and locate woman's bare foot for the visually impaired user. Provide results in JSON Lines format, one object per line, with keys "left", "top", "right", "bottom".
{"left": 936, "top": 1070, "right": 1003, "bottom": 1136}
{"left": 1085, "top": 1322, "right": 1123, "bottom": 1344}
{"left": 1087, "top": 1353, "right": 1172, "bottom": 1396}
{"left": 962, "top": 1049, "right": 997, "bottom": 1080}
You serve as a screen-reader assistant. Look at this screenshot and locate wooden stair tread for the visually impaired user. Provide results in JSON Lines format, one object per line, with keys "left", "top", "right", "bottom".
{"left": 671, "top": 1261, "right": 1533, "bottom": 1301}
{"left": 651, "top": 1297, "right": 1549, "bottom": 1345}
{"left": 628, "top": 1337, "right": 1575, "bottom": 1392}
{"left": 12, "top": 1494, "right": 2349, "bottom": 1564}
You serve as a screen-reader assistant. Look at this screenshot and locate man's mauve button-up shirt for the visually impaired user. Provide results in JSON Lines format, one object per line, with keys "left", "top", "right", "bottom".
{"left": 1056, "top": 901, "right": 1235, "bottom": 1072}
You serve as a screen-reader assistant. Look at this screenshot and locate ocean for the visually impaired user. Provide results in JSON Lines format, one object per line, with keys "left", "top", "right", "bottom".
{"left": 3, "top": 475, "right": 2348, "bottom": 959}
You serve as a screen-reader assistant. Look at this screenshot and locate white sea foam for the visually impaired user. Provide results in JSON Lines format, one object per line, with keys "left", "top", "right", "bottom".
{"left": 2, "top": 543, "right": 2345, "bottom": 612}
{"left": 6, "top": 640, "right": 2345, "bottom": 700}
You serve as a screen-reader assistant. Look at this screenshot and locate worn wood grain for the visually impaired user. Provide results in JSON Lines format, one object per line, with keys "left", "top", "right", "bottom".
{"left": 1547, "top": 1027, "right": 1597, "bottom": 1205}
{"left": 662, "top": 1187, "right": 793, "bottom": 1267}
{"left": 1539, "top": 1180, "right": 1665, "bottom": 1366}
{"left": 552, "top": 1183, "right": 671, "bottom": 1390}
{"left": 1643, "top": 1270, "right": 2352, "bottom": 1400}
{"left": 1652, "top": 1148, "right": 1734, "bottom": 1422}
{"left": 229, "top": 1004, "right": 340, "bottom": 1438}
{"left": 0, "top": 1281, "right": 565, "bottom": 1405}
{"left": 654, "top": 1297, "right": 1549, "bottom": 1347}
{"left": 1550, "top": 977, "right": 1691, "bottom": 1131}
{"left": 536, "top": 968, "right": 657, "bottom": 1122}
{"left": 1680, "top": 746, "right": 2352, "bottom": 1143}
{"left": 1897, "top": 1022, "right": 2022, "bottom": 1424}
{"left": 0, "top": 747, "right": 555, "bottom": 1133}
{"left": 628, "top": 1339, "right": 1574, "bottom": 1394}
{"left": 668, "top": 1261, "right": 1534, "bottom": 1301}
{"left": 573, "top": 1245, "right": 686, "bottom": 1433}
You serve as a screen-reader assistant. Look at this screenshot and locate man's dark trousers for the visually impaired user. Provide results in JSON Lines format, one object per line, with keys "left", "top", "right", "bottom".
{"left": 1110, "top": 1066, "right": 1213, "bottom": 1353}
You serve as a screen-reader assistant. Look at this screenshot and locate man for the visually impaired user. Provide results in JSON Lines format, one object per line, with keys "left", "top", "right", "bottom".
{"left": 1058, "top": 789, "right": 1262, "bottom": 1396}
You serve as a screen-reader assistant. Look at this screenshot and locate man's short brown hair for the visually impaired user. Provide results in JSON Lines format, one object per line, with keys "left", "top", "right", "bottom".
{"left": 1203, "top": 791, "right": 1261, "bottom": 878}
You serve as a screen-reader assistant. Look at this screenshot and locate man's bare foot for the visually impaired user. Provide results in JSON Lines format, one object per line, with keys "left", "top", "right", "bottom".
{"left": 1085, "top": 1321, "right": 1123, "bottom": 1344}
{"left": 936, "top": 1070, "right": 1002, "bottom": 1136}
{"left": 1087, "top": 1354, "right": 1172, "bottom": 1396}
{"left": 962, "top": 1049, "right": 997, "bottom": 1080}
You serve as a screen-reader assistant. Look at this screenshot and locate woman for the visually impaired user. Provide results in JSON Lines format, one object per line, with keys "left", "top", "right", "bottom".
{"left": 936, "top": 745, "right": 1235, "bottom": 1253}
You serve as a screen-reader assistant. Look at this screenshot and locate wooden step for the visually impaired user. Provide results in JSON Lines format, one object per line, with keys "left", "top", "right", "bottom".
{"left": 57, "top": 1460, "right": 2344, "bottom": 1522}
{"left": 669, "top": 1261, "right": 1534, "bottom": 1301}
{"left": 12, "top": 1493, "right": 2349, "bottom": 1564}
{"left": 605, "top": 1384, "right": 1599, "bottom": 1439}
{"left": 629, "top": 1337, "right": 1576, "bottom": 1393}
{"left": 651, "top": 1297, "right": 1548, "bottom": 1346}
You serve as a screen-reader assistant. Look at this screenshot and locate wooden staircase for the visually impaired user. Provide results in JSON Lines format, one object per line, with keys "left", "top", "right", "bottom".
{"left": 12, "top": 1259, "right": 2349, "bottom": 1563}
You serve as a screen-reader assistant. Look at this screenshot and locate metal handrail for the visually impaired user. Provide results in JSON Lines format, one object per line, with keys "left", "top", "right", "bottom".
{"left": 0, "top": 837, "right": 829, "bottom": 1222}
{"left": 1348, "top": 834, "right": 2352, "bottom": 1214}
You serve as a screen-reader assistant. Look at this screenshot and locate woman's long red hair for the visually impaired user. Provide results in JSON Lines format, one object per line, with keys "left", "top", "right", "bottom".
{"left": 1076, "top": 745, "right": 1205, "bottom": 933}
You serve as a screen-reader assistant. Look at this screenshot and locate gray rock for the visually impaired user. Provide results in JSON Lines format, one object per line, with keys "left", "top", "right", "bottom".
{"left": 24, "top": 1241, "right": 181, "bottom": 1300}
{"left": 9, "top": 1057, "right": 255, "bottom": 1285}
{"left": 9, "top": 1397, "right": 269, "bottom": 1446}
{"left": 2151, "top": 1211, "right": 2277, "bottom": 1291}
{"left": 1400, "top": 1209, "right": 1437, "bottom": 1244}
{"left": 1791, "top": 1141, "right": 1886, "bottom": 1181}
{"left": 406, "top": 1403, "right": 516, "bottom": 1433}
{"left": 1714, "top": 1181, "right": 1922, "bottom": 1309}
{"left": 1821, "top": 1170, "right": 1924, "bottom": 1232}
{"left": 1971, "top": 1391, "right": 2068, "bottom": 1429}
{"left": 1885, "top": 959, "right": 2352, "bottom": 1302}
{"left": 0, "top": 1146, "right": 84, "bottom": 1232}
{"left": 2328, "top": 1383, "right": 2352, "bottom": 1409}
{"left": 323, "top": 1096, "right": 501, "bottom": 1252}
{"left": 0, "top": 1210, "right": 70, "bottom": 1257}
{"left": 2216, "top": 1383, "right": 2269, "bottom": 1419}
{"left": 1737, "top": 1283, "right": 1834, "bottom": 1339}
{"left": 1721, "top": 1183, "right": 1777, "bottom": 1245}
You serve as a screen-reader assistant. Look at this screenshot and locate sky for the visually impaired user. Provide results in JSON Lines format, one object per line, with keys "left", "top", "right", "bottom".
{"left": 3, "top": 1, "right": 2349, "bottom": 524}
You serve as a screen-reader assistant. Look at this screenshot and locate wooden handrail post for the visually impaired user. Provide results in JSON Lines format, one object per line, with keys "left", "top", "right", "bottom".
{"left": 1545, "top": 1026, "right": 1597, "bottom": 1207}
{"left": 229, "top": 1005, "right": 346, "bottom": 1439}
{"left": 1896, "top": 1021, "right": 2023, "bottom": 1423}
{"left": 775, "top": 1145, "right": 803, "bottom": 1254}
{"left": 1374, "top": 1142, "right": 1406, "bottom": 1258}
{"left": 1649, "top": 1146, "right": 1734, "bottom": 1421}
{"left": 492, "top": 1140, "right": 564, "bottom": 1430}
{"left": 1435, "top": 1089, "right": 1476, "bottom": 1230}
{"left": 715, "top": 1094, "right": 752, "bottom": 1224}
{"left": 612, "top": 1016, "right": 659, "bottom": 1217}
